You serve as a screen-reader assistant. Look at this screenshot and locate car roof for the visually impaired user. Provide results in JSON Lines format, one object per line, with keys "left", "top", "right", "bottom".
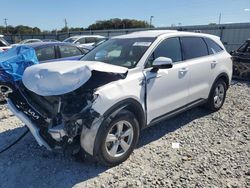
{"left": 113, "top": 30, "right": 178, "bottom": 38}
{"left": 23, "top": 42, "right": 74, "bottom": 48}
{"left": 113, "top": 30, "right": 220, "bottom": 40}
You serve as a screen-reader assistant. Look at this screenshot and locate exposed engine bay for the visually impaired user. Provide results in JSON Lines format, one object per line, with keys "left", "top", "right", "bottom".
{"left": 1, "top": 60, "right": 128, "bottom": 151}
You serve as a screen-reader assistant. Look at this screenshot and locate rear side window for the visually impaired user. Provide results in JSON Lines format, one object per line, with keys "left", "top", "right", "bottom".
{"left": 181, "top": 37, "right": 208, "bottom": 60}
{"left": 59, "top": 45, "right": 83, "bottom": 58}
{"left": 204, "top": 38, "right": 223, "bottom": 54}
{"left": 36, "top": 46, "right": 56, "bottom": 61}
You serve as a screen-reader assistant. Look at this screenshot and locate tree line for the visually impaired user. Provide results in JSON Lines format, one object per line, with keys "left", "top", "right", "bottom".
{"left": 0, "top": 18, "right": 153, "bottom": 35}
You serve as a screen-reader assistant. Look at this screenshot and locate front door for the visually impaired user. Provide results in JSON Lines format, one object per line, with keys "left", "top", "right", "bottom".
{"left": 145, "top": 37, "right": 190, "bottom": 124}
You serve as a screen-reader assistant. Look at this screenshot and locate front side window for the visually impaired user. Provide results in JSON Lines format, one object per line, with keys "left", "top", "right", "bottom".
{"left": 147, "top": 37, "right": 182, "bottom": 67}
{"left": 204, "top": 38, "right": 223, "bottom": 54}
{"left": 36, "top": 46, "right": 56, "bottom": 61}
{"left": 81, "top": 38, "right": 155, "bottom": 68}
{"left": 181, "top": 37, "right": 208, "bottom": 60}
{"left": 59, "top": 45, "right": 83, "bottom": 58}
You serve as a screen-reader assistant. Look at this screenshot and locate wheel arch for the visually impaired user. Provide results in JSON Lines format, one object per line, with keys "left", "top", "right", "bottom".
{"left": 213, "top": 72, "right": 230, "bottom": 90}
{"left": 102, "top": 98, "right": 146, "bottom": 130}
{"left": 207, "top": 72, "right": 230, "bottom": 100}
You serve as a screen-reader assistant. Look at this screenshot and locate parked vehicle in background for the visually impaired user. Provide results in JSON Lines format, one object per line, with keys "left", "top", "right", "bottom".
{"left": 12, "top": 39, "right": 61, "bottom": 47}
{"left": 63, "top": 35, "right": 106, "bottom": 49}
{"left": 42, "top": 39, "right": 60, "bottom": 42}
{"left": 231, "top": 39, "right": 250, "bottom": 80}
{"left": 0, "top": 35, "right": 11, "bottom": 51}
{"left": 2, "top": 30, "right": 232, "bottom": 166}
{"left": 79, "top": 38, "right": 109, "bottom": 53}
{"left": 25, "top": 42, "right": 86, "bottom": 62}
{"left": 19, "top": 39, "right": 43, "bottom": 44}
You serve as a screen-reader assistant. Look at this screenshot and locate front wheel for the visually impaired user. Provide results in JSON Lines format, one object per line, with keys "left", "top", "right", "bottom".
{"left": 205, "top": 79, "right": 227, "bottom": 111}
{"left": 94, "top": 110, "right": 140, "bottom": 166}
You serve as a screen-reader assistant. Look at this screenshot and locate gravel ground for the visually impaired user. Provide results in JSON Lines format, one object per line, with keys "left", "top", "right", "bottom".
{"left": 0, "top": 80, "right": 249, "bottom": 188}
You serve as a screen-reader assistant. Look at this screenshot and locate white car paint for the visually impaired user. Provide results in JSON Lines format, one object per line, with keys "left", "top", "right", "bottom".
{"left": 23, "top": 60, "right": 128, "bottom": 96}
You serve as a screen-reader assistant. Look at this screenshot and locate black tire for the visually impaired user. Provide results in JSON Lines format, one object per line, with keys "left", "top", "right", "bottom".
{"left": 94, "top": 110, "right": 140, "bottom": 166}
{"left": 205, "top": 79, "right": 227, "bottom": 111}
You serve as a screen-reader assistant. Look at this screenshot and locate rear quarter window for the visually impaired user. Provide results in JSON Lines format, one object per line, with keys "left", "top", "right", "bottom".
{"left": 204, "top": 38, "right": 223, "bottom": 54}
{"left": 181, "top": 37, "right": 208, "bottom": 60}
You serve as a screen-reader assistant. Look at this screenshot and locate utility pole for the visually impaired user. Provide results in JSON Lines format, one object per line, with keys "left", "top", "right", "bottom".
{"left": 4, "top": 18, "right": 8, "bottom": 34}
{"left": 218, "top": 13, "right": 222, "bottom": 25}
{"left": 64, "top": 18, "right": 69, "bottom": 33}
{"left": 149, "top": 16, "right": 154, "bottom": 28}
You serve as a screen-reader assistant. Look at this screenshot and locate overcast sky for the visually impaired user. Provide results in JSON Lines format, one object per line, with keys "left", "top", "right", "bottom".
{"left": 1, "top": 0, "right": 250, "bottom": 30}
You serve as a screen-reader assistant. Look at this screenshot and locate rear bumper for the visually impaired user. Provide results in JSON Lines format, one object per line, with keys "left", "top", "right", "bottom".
{"left": 7, "top": 99, "right": 51, "bottom": 150}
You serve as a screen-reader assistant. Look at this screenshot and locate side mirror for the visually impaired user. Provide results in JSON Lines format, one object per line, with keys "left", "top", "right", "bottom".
{"left": 151, "top": 57, "right": 173, "bottom": 72}
{"left": 75, "top": 42, "right": 80, "bottom": 45}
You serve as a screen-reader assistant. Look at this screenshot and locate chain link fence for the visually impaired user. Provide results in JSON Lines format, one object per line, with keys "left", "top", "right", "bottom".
{"left": 4, "top": 22, "right": 250, "bottom": 52}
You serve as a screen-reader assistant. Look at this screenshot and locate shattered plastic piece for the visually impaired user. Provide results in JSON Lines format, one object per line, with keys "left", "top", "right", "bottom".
{"left": 0, "top": 45, "right": 38, "bottom": 82}
{"left": 172, "top": 142, "right": 180, "bottom": 149}
{"left": 22, "top": 60, "right": 128, "bottom": 96}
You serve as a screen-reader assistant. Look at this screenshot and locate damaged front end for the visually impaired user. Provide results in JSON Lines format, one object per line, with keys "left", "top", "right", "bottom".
{"left": 7, "top": 81, "right": 99, "bottom": 150}
{"left": 3, "top": 61, "right": 128, "bottom": 151}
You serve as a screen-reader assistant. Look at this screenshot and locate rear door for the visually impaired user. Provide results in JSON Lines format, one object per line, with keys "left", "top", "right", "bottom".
{"left": 145, "top": 37, "right": 190, "bottom": 123}
{"left": 180, "top": 37, "right": 212, "bottom": 102}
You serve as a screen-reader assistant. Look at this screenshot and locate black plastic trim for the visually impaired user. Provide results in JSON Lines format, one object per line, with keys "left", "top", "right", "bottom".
{"left": 148, "top": 98, "right": 207, "bottom": 127}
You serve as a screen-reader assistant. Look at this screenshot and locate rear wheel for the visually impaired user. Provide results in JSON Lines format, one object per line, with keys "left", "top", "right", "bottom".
{"left": 205, "top": 79, "right": 227, "bottom": 111}
{"left": 94, "top": 110, "right": 140, "bottom": 166}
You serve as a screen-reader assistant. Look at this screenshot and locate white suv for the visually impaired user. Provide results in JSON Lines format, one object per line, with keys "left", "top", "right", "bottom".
{"left": 6, "top": 30, "right": 232, "bottom": 166}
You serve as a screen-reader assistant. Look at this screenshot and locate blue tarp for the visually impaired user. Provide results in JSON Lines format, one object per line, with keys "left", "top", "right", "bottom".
{"left": 0, "top": 45, "right": 38, "bottom": 83}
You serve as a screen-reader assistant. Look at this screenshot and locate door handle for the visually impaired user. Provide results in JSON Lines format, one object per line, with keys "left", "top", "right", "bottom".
{"left": 211, "top": 61, "right": 218, "bottom": 68}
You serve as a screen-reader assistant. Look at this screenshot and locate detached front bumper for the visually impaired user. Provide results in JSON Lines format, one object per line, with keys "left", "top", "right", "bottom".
{"left": 7, "top": 99, "right": 52, "bottom": 150}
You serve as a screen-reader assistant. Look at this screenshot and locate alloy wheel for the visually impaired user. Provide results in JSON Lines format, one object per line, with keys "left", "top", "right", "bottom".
{"left": 105, "top": 120, "right": 134, "bottom": 158}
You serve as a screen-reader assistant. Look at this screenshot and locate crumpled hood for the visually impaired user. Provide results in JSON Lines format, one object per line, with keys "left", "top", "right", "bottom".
{"left": 22, "top": 60, "right": 128, "bottom": 96}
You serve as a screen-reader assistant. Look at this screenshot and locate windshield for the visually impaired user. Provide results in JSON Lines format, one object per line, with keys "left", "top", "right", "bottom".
{"left": 81, "top": 37, "right": 155, "bottom": 68}
{"left": 63, "top": 37, "right": 78, "bottom": 43}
